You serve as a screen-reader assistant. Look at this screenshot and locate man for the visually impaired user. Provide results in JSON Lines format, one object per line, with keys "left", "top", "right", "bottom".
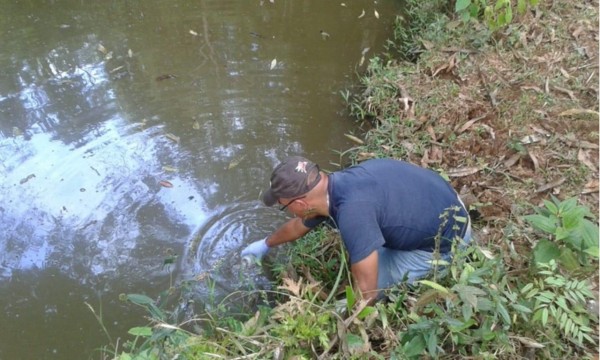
{"left": 241, "top": 156, "right": 471, "bottom": 302}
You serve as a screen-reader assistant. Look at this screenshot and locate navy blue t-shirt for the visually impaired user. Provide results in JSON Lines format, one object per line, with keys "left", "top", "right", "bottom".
{"left": 304, "top": 159, "right": 468, "bottom": 265}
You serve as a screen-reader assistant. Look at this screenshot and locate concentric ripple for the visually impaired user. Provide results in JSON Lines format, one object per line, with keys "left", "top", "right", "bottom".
{"left": 184, "top": 201, "right": 287, "bottom": 295}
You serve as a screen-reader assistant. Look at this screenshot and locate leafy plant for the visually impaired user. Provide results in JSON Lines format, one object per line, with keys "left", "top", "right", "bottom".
{"left": 522, "top": 260, "right": 597, "bottom": 346}
{"left": 387, "top": 245, "right": 526, "bottom": 358}
{"left": 455, "top": 0, "right": 541, "bottom": 30}
{"left": 524, "top": 196, "right": 599, "bottom": 270}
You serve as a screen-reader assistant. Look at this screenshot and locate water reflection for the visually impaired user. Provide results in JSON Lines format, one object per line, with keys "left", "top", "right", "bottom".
{"left": 0, "top": 0, "right": 399, "bottom": 358}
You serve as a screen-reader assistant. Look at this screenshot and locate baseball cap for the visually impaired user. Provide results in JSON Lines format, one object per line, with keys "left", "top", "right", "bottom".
{"left": 262, "top": 156, "right": 321, "bottom": 206}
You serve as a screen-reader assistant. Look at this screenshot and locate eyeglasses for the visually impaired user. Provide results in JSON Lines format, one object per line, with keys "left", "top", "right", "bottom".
{"left": 278, "top": 196, "right": 306, "bottom": 212}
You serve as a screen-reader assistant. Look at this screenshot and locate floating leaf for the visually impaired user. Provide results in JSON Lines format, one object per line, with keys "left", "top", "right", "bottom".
{"left": 374, "top": 9, "right": 379, "bottom": 19}
{"left": 159, "top": 180, "right": 173, "bottom": 188}
{"left": 162, "top": 166, "right": 178, "bottom": 172}
{"left": 156, "top": 74, "right": 176, "bottom": 81}
{"left": 344, "top": 133, "right": 364, "bottom": 144}
{"left": 189, "top": 29, "right": 198, "bottom": 36}
{"left": 128, "top": 49, "right": 133, "bottom": 58}
{"left": 227, "top": 154, "right": 246, "bottom": 170}
{"left": 97, "top": 44, "right": 107, "bottom": 54}
{"left": 128, "top": 327, "right": 153, "bottom": 337}
{"left": 165, "top": 133, "right": 180, "bottom": 143}
{"left": 20, "top": 174, "right": 36, "bottom": 185}
{"left": 270, "top": 58, "right": 277, "bottom": 70}
{"left": 358, "top": 9, "right": 365, "bottom": 18}
{"left": 192, "top": 120, "right": 200, "bottom": 130}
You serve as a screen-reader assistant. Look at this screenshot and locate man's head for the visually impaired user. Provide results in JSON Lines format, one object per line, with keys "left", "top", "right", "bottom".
{"left": 262, "top": 156, "right": 321, "bottom": 207}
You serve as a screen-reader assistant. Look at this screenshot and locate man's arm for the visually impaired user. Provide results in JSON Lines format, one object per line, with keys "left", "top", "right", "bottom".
{"left": 265, "top": 217, "right": 311, "bottom": 247}
{"left": 350, "top": 250, "right": 379, "bottom": 303}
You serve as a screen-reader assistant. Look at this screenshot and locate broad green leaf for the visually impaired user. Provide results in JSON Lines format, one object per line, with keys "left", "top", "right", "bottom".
{"left": 558, "top": 248, "right": 580, "bottom": 271}
{"left": 558, "top": 197, "right": 578, "bottom": 213}
{"left": 128, "top": 326, "right": 153, "bottom": 337}
{"left": 581, "top": 220, "right": 600, "bottom": 248}
{"left": 403, "top": 334, "right": 426, "bottom": 357}
{"left": 524, "top": 214, "right": 557, "bottom": 233}
{"left": 542, "top": 199, "right": 559, "bottom": 215}
{"left": 583, "top": 246, "right": 599, "bottom": 258}
{"left": 533, "top": 239, "right": 560, "bottom": 265}
{"left": 427, "top": 331, "right": 438, "bottom": 357}
{"left": 455, "top": 0, "right": 471, "bottom": 12}
{"left": 345, "top": 333, "right": 365, "bottom": 351}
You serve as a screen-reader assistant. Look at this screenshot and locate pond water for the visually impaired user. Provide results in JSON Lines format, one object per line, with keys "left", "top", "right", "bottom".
{"left": 0, "top": 1, "right": 400, "bottom": 358}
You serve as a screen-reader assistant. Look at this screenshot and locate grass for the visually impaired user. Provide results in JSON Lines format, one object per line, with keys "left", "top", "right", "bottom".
{"left": 98, "top": 0, "right": 598, "bottom": 359}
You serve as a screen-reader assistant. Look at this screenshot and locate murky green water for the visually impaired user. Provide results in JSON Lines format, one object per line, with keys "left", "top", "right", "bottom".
{"left": 0, "top": 1, "right": 399, "bottom": 358}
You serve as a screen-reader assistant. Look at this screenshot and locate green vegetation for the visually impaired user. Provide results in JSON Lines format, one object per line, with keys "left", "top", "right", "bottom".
{"left": 96, "top": 0, "right": 598, "bottom": 358}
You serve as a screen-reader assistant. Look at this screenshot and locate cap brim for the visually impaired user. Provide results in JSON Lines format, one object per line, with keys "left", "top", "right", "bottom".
{"left": 262, "top": 188, "right": 278, "bottom": 206}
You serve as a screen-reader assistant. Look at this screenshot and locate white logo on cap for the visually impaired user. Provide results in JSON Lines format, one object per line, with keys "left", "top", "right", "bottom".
{"left": 295, "top": 161, "right": 308, "bottom": 173}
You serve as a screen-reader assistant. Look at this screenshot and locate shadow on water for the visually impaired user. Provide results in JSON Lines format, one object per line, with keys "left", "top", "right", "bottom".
{"left": 0, "top": 0, "right": 400, "bottom": 358}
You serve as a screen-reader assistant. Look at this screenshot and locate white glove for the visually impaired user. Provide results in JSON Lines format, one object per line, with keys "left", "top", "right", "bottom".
{"left": 241, "top": 237, "right": 270, "bottom": 261}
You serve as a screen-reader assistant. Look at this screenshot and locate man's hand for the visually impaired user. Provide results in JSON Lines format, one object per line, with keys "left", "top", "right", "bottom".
{"left": 241, "top": 237, "right": 269, "bottom": 261}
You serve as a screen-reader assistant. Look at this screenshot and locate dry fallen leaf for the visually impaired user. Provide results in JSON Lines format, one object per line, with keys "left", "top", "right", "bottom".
{"left": 535, "top": 177, "right": 566, "bottom": 193}
{"left": 189, "top": 29, "right": 198, "bottom": 36}
{"left": 447, "top": 167, "right": 481, "bottom": 178}
{"left": 558, "top": 108, "right": 599, "bottom": 117}
{"left": 374, "top": 9, "right": 379, "bottom": 19}
{"left": 270, "top": 58, "right": 277, "bottom": 70}
{"left": 581, "top": 179, "right": 599, "bottom": 194}
{"left": 578, "top": 149, "right": 598, "bottom": 171}
{"left": 358, "top": 9, "right": 365, "bottom": 18}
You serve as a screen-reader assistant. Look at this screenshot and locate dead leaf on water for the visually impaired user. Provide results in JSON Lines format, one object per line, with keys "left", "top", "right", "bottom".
{"left": 159, "top": 180, "right": 173, "bottom": 188}
{"left": 162, "top": 166, "right": 178, "bottom": 172}
{"left": 374, "top": 9, "right": 379, "bottom": 19}
{"left": 189, "top": 29, "right": 198, "bottom": 36}
{"left": 227, "top": 154, "right": 246, "bottom": 170}
{"left": 97, "top": 44, "right": 107, "bottom": 54}
{"left": 192, "top": 120, "right": 200, "bottom": 130}
{"left": 165, "top": 133, "right": 180, "bottom": 143}
{"left": 447, "top": 167, "right": 481, "bottom": 178}
{"left": 358, "top": 9, "right": 365, "bottom": 18}
{"left": 128, "top": 49, "right": 133, "bottom": 58}
{"left": 270, "top": 58, "right": 277, "bottom": 70}
{"left": 344, "top": 133, "right": 364, "bottom": 144}
{"left": 156, "top": 74, "right": 176, "bottom": 81}
{"left": 20, "top": 174, "right": 36, "bottom": 185}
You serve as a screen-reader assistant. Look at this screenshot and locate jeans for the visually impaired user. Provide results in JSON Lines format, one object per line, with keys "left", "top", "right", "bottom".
{"left": 377, "top": 222, "right": 472, "bottom": 289}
